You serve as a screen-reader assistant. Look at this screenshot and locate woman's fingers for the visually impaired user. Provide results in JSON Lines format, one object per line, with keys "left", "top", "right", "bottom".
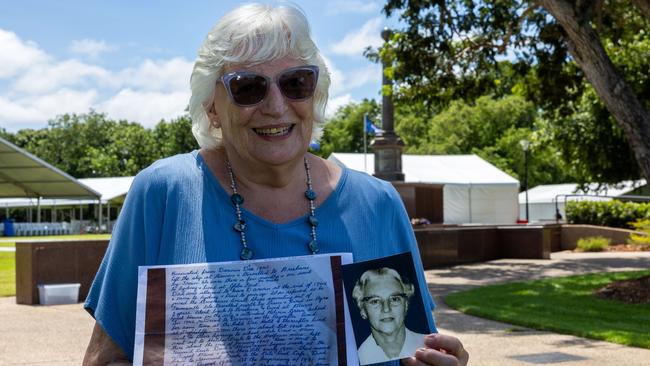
{"left": 401, "top": 333, "right": 469, "bottom": 366}
{"left": 401, "top": 347, "right": 460, "bottom": 366}
{"left": 401, "top": 334, "right": 469, "bottom": 366}
{"left": 425, "top": 334, "right": 468, "bottom": 361}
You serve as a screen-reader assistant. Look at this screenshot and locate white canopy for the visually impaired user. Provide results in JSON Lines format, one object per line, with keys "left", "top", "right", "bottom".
{"left": 0, "top": 136, "right": 100, "bottom": 199}
{"left": 0, "top": 176, "right": 135, "bottom": 208}
{"left": 328, "top": 153, "right": 520, "bottom": 224}
{"left": 519, "top": 180, "right": 649, "bottom": 222}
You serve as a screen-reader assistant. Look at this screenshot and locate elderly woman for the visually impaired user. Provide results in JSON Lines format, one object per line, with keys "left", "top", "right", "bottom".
{"left": 352, "top": 268, "right": 428, "bottom": 365}
{"left": 83, "top": 3, "right": 468, "bottom": 366}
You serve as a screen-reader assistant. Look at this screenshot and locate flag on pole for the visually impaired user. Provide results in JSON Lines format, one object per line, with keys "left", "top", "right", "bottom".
{"left": 309, "top": 139, "right": 320, "bottom": 151}
{"left": 364, "top": 115, "right": 384, "bottom": 134}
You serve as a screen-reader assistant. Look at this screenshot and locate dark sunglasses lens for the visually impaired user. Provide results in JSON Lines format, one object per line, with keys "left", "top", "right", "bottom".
{"left": 278, "top": 69, "right": 317, "bottom": 100}
{"left": 228, "top": 74, "right": 268, "bottom": 105}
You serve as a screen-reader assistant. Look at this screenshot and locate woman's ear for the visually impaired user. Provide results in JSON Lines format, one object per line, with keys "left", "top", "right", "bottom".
{"left": 206, "top": 105, "right": 221, "bottom": 129}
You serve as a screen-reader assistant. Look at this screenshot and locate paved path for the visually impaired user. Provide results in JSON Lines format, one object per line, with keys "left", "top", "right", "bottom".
{"left": 0, "top": 251, "right": 648, "bottom": 365}
{"left": 428, "top": 251, "right": 650, "bottom": 366}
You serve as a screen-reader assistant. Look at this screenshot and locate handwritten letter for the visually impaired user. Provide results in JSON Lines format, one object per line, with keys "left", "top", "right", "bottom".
{"left": 134, "top": 253, "right": 354, "bottom": 366}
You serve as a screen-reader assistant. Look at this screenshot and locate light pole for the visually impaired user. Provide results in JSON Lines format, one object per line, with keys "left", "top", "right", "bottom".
{"left": 519, "top": 139, "right": 530, "bottom": 222}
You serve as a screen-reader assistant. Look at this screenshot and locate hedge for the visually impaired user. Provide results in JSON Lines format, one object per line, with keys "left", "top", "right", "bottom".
{"left": 565, "top": 200, "right": 650, "bottom": 229}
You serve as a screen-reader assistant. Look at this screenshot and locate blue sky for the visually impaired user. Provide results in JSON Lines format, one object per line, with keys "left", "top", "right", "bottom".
{"left": 0, "top": 0, "right": 398, "bottom": 131}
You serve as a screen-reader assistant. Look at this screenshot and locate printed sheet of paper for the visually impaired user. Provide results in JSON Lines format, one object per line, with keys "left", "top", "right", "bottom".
{"left": 133, "top": 253, "right": 356, "bottom": 366}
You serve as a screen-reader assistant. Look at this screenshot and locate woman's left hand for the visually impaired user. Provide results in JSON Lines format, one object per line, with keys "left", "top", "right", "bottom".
{"left": 402, "top": 333, "right": 469, "bottom": 366}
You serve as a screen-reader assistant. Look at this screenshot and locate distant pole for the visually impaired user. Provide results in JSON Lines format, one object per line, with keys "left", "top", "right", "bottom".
{"left": 525, "top": 149, "right": 529, "bottom": 222}
{"left": 363, "top": 113, "right": 368, "bottom": 173}
{"left": 520, "top": 139, "right": 530, "bottom": 222}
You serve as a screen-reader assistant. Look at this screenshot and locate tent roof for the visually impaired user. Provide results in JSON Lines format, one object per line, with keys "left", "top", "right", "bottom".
{"left": 0, "top": 136, "right": 101, "bottom": 199}
{"left": 78, "top": 177, "right": 135, "bottom": 202}
{"left": 0, "top": 176, "right": 135, "bottom": 208}
{"left": 328, "top": 153, "right": 519, "bottom": 185}
{"left": 519, "top": 180, "right": 648, "bottom": 204}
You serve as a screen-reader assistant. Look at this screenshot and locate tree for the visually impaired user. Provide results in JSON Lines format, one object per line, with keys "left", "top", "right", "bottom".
{"left": 419, "top": 95, "right": 573, "bottom": 187}
{"left": 379, "top": 0, "right": 650, "bottom": 183}
{"left": 317, "top": 99, "right": 381, "bottom": 158}
{"left": 152, "top": 115, "right": 199, "bottom": 159}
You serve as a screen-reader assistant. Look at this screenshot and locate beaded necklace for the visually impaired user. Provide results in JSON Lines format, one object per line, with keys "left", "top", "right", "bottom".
{"left": 225, "top": 157, "right": 319, "bottom": 260}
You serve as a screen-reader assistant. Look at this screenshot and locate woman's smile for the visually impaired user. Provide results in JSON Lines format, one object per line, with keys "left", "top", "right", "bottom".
{"left": 252, "top": 124, "right": 295, "bottom": 139}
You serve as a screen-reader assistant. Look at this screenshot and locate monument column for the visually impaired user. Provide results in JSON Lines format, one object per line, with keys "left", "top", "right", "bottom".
{"left": 371, "top": 28, "right": 405, "bottom": 182}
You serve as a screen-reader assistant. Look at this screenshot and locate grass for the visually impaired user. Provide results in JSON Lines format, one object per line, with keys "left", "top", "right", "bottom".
{"left": 0, "top": 233, "right": 111, "bottom": 246}
{"left": 0, "top": 234, "right": 111, "bottom": 297}
{"left": 446, "top": 270, "right": 650, "bottom": 349}
{"left": 576, "top": 236, "right": 611, "bottom": 252}
{"left": 0, "top": 252, "right": 15, "bottom": 297}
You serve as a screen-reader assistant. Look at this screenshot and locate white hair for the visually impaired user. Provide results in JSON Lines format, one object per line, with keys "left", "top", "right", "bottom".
{"left": 189, "top": 3, "right": 331, "bottom": 149}
{"left": 352, "top": 267, "right": 415, "bottom": 310}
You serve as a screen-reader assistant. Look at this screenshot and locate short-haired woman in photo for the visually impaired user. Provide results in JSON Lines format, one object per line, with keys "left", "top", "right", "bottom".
{"left": 353, "top": 267, "right": 427, "bottom": 364}
{"left": 82, "top": 3, "right": 468, "bottom": 365}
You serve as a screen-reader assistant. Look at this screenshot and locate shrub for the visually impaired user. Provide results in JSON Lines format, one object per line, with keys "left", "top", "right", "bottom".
{"left": 629, "top": 219, "right": 650, "bottom": 246}
{"left": 576, "top": 236, "right": 611, "bottom": 252}
{"left": 566, "top": 200, "right": 650, "bottom": 229}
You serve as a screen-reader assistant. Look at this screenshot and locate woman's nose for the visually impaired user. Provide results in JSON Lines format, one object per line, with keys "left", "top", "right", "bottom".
{"left": 381, "top": 300, "right": 392, "bottom": 312}
{"left": 259, "top": 82, "right": 288, "bottom": 117}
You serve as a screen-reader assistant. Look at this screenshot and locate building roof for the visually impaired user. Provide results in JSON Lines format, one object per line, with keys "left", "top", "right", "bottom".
{"left": 519, "top": 180, "right": 648, "bottom": 204}
{"left": 0, "top": 136, "right": 100, "bottom": 199}
{"left": 328, "top": 153, "right": 519, "bottom": 185}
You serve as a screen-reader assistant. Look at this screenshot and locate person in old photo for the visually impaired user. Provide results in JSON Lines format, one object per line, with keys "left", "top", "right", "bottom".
{"left": 353, "top": 267, "right": 427, "bottom": 364}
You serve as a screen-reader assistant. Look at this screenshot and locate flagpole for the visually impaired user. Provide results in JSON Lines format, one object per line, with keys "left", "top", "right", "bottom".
{"left": 363, "top": 113, "right": 368, "bottom": 173}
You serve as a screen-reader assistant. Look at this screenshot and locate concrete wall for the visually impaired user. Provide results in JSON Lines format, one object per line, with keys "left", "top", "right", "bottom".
{"left": 414, "top": 224, "right": 561, "bottom": 269}
{"left": 16, "top": 240, "right": 109, "bottom": 305}
{"left": 559, "top": 224, "right": 639, "bottom": 250}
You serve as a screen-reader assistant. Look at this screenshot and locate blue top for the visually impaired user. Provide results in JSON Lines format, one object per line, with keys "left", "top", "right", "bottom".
{"left": 85, "top": 151, "right": 436, "bottom": 362}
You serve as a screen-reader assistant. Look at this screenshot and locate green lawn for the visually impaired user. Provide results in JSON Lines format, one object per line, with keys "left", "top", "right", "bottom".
{"left": 446, "top": 270, "right": 650, "bottom": 348}
{"left": 0, "top": 252, "right": 15, "bottom": 297}
{"left": 0, "top": 234, "right": 111, "bottom": 246}
{"left": 0, "top": 234, "right": 111, "bottom": 297}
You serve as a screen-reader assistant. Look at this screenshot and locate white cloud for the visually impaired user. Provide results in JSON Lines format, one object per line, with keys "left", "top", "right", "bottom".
{"left": 0, "top": 29, "right": 49, "bottom": 79}
{"left": 0, "top": 89, "right": 97, "bottom": 125}
{"left": 322, "top": 56, "right": 381, "bottom": 98}
{"left": 115, "top": 58, "right": 193, "bottom": 92}
{"left": 325, "top": 94, "right": 353, "bottom": 118}
{"left": 98, "top": 89, "right": 190, "bottom": 128}
{"left": 12, "top": 59, "right": 112, "bottom": 94}
{"left": 346, "top": 65, "right": 381, "bottom": 90}
{"left": 322, "top": 56, "right": 345, "bottom": 96}
{"left": 69, "top": 39, "right": 115, "bottom": 58}
{"left": 326, "top": 0, "right": 381, "bottom": 15}
{"left": 0, "top": 29, "right": 194, "bottom": 131}
{"left": 330, "top": 17, "right": 384, "bottom": 57}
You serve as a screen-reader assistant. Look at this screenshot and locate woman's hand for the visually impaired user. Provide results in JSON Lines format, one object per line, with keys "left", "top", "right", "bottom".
{"left": 402, "top": 333, "right": 469, "bottom": 366}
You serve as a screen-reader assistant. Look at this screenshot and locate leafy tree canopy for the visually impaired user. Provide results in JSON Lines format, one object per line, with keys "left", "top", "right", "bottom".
{"left": 3, "top": 111, "right": 198, "bottom": 178}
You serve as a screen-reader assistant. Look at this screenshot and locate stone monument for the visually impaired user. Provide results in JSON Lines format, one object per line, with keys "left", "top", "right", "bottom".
{"left": 371, "top": 28, "right": 405, "bottom": 182}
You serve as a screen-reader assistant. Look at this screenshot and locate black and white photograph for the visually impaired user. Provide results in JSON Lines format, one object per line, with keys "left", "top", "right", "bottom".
{"left": 342, "top": 252, "right": 431, "bottom": 365}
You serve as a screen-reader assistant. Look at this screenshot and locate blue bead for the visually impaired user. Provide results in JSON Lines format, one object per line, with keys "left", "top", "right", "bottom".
{"left": 231, "top": 193, "right": 244, "bottom": 205}
{"left": 240, "top": 247, "right": 253, "bottom": 260}
{"left": 308, "top": 240, "right": 319, "bottom": 254}
{"left": 233, "top": 221, "right": 246, "bottom": 232}
{"left": 305, "top": 189, "right": 316, "bottom": 200}
{"left": 308, "top": 215, "right": 319, "bottom": 227}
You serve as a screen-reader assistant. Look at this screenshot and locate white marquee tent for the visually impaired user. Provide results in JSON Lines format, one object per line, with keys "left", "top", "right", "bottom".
{"left": 519, "top": 180, "right": 649, "bottom": 222}
{"left": 328, "top": 153, "right": 520, "bottom": 224}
